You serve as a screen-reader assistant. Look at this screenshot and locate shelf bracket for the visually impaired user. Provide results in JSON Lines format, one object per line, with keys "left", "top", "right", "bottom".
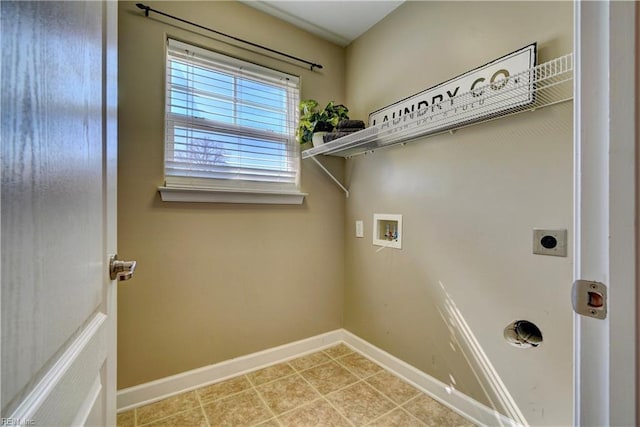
{"left": 309, "top": 156, "right": 349, "bottom": 197}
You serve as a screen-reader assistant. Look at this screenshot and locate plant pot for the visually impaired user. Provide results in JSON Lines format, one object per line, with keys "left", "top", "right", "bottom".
{"left": 312, "top": 132, "right": 327, "bottom": 148}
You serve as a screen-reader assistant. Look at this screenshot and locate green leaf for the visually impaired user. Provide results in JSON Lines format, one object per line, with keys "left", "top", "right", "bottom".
{"left": 297, "top": 99, "right": 350, "bottom": 144}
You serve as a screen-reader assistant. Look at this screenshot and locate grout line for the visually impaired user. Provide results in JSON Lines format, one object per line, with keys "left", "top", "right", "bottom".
{"left": 329, "top": 351, "right": 385, "bottom": 383}
{"left": 278, "top": 396, "right": 322, "bottom": 417}
{"left": 272, "top": 395, "right": 324, "bottom": 418}
{"left": 360, "top": 380, "right": 404, "bottom": 424}
{"left": 364, "top": 403, "right": 428, "bottom": 427}
{"left": 293, "top": 359, "right": 356, "bottom": 427}
{"left": 399, "top": 391, "right": 432, "bottom": 426}
{"left": 321, "top": 394, "right": 357, "bottom": 427}
{"left": 363, "top": 404, "right": 401, "bottom": 426}
{"left": 399, "top": 405, "right": 429, "bottom": 426}
{"left": 135, "top": 411, "right": 191, "bottom": 426}
{"left": 246, "top": 363, "right": 298, "bottom": 387}
{"left": 360, "top": 381, "right": 427, "bottom": 426}
{"left": 295, "top": 359, "right": 366, "bottom": 398}
{"left": 276, "top": 344, "right": 341, "bottom": 367}
{"left": 288, "top": 354, "right": 333, "bottom": 373}
{"left": 322, "top": 377, "right": 365, "bottom": 397}
{"left": 194, "top": 385, "right": 212, "bottom": 427}
{"left": 191, "top": 364, "right": 300, "bottom": 408}
{"left": 270, "top": 367, "right": 342, "bottom": 425}
{"left": 247, "top": 372, "right": 283, "bottom": 426}
{"left": 135, "top": 394, "right": 199, "bottom": 427}
{"left": 363, "top": 373, "right": 423, "bottom": 406}
{"left": 399, "top": 393, "right": 450, "bottom": 425}
{"left": 321, "top": 345, "right": 355, "bottom": 361}
{"left": 135, "top": 410, "right": 189, "bottom": 426}
{"left": 403, "top": 392, "right": 423, "bottom": 406}
{"left": 320, "top": 347, "right": 423, "bottom": 427}
{"left": 292, "top": 345, "right": 398, "bottom": 401}
{"left": 294, "top": 343, "right": 400, "bottom": 426}
{"left": 197, "top": 387, "right": 250, "bottom": 406}
{"left": 333, "top": 357, "right": 382, "bottom": 381}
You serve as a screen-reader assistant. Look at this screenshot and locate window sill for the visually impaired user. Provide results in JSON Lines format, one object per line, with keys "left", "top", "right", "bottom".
{"left": 158, "top": 186, "right": 307, "bottom": 205}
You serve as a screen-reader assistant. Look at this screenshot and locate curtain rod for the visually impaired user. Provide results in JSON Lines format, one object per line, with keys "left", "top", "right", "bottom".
{"left": 135, "top": 3, "right": 324, "bottom": 71}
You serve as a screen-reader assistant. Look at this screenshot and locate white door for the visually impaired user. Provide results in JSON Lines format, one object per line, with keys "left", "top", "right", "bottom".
{"left": 574, "top": 1, "right": 637, "bottom": 426}
{"left": 1, "top": 1, "right": 120, "bottom": 426}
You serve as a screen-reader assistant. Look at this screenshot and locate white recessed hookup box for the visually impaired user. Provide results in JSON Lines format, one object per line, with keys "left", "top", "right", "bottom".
{"left": 373, "top": 213, "right": 402, "bottom": 249}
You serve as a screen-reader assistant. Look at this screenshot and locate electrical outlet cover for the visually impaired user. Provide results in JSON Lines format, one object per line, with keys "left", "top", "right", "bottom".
{"left": 533, "top": 229, "right": 567, "bottom": 257}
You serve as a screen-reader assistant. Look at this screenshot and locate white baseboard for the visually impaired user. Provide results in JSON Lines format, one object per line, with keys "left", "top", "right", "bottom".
{"left": 116, "top": 329, "right": 343, "bottom": 412}
{"left": 117, "top": 329, "right": 519, "bottom": 427}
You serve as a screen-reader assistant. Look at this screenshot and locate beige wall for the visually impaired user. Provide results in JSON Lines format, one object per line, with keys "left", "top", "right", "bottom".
{"left": 117, "top": 1, "right": 346, "bottom": 389}
{"left": 344, "top": 2, "right": 573, "bottom": 426}
{"left": 119, "top": 2, "right": 576, "bottom": 424}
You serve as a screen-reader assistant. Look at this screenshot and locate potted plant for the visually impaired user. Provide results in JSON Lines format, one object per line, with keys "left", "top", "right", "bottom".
{"left": 296, "top": 100, "right": 349, "bottom": 147}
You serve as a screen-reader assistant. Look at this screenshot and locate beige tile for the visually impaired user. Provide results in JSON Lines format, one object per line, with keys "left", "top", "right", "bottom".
{"left": 299, "top": 361, "right": 358, "bottom": 395}
{"left": 247, "top": 362, "right": 295, "bottom": 386}
{"left": 336, "top": 352, "right": 382, "bottom": 378}
{"left": 257, "top": 374, "right": 321, "bottom": 415}
{"left": 368, "top": 408, "right": 425, "bottom": 426}
{"left": 116, "top": 410, "right": 134, "bottom": 427}
{"left": 202, "top": 389, "right": 272, "bottom": 426}
{"left": 403, "top": 394, "right": 475, "bottom": 426}
{"left": 366, "top": 370, "right": 421, "bottom": 404}
{"left": 197, "top": 375, "right": 252, "bottom": 403}
{"left": 136, "top": 391, "right": 200, "bottom": 426}
{"left": 141, "top": 408, "right": 208, "bottom": 427}
{"left": 323, "top": 344, "right": 354, "bottom": 359}
{"left": 253, "top": 418, "right": 281, "bottom": 427}
{"left": 288, "top": 351, "right": 331, "bottom": 372}
{"left": 278, "top": 399, "right": 351, "bottom": 427}
{"left": 326, "top": 381, "right": 396, "bottom": 426}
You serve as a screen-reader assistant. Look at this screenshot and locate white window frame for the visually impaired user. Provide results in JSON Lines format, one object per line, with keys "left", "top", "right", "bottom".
{"left": 158, "top": 39, "right": 306, "bottom": 204}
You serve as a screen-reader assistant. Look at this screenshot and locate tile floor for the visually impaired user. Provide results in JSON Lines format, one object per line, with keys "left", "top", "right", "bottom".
{"left": 117, "top": 344, "right": 474, "bottom": 427}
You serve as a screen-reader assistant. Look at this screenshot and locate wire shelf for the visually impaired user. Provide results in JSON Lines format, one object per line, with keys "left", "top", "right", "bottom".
{"left": 302, "top": 53, "right": 573, "bottom": 159}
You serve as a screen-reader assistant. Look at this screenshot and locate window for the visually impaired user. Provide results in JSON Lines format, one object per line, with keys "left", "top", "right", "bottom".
{"left": 161, "top": 39, "right": 304, "bottom": 204}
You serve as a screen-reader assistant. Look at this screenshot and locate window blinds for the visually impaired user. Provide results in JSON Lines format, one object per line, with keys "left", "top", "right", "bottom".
{"left": 165, "top": 39, "right": 301, "bottom": 190}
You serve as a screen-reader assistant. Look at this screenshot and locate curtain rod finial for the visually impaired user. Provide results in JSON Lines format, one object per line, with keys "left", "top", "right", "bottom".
{"left": 136, "top": 3, "right": 150, "bottom": 17}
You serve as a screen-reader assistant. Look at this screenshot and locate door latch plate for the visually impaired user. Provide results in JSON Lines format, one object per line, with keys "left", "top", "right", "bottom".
{"left": 572, "top": 280, "right": 607, "bottom": 319}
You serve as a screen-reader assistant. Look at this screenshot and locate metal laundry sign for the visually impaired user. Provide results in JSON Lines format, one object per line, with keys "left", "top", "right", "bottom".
{"left": 368, "top": 43, "right": 537, "bottom": 127}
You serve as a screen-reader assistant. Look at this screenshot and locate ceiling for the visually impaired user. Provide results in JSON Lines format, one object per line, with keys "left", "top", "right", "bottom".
{"left": 241, "top": 1, "right": 405, "bottom": 47}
